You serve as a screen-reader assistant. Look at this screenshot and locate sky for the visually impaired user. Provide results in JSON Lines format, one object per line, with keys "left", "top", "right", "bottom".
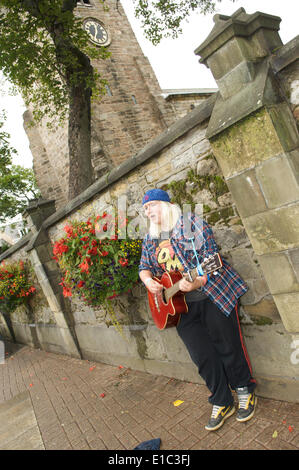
{"left": 0, "top": 0, "right": 298, "bottom": 170}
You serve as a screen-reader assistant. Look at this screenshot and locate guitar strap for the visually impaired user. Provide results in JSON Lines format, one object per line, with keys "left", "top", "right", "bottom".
{"left": 191, "top": 238, "right": 210, "bottom": 281}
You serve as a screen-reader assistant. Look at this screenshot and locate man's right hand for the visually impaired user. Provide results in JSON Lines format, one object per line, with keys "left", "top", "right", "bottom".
{"left": 146, "top": 279, "right": 164, "bottom": 295}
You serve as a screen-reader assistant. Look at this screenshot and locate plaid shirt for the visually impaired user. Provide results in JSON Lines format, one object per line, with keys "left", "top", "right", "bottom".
{"left": 139, "top": 214, "right": 248, "bottom": 317}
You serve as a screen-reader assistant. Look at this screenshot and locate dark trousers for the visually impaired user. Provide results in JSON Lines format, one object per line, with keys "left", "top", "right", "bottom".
{"left": 176, "top": 297, "right": 256, "bottom": 407}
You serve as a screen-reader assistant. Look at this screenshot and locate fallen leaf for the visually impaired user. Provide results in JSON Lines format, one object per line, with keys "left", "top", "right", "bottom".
{"left": 100, "top": 393, "right": 105, "bottom": 398}
{"left": 89, "top": 366, "right": 96, "bottom": 371}
{"left": 272, "top": 430, "right": 278, "bottom": 438}
{"left": 29, "top": 383, "right": 33, "bottom": 387}
{"left": 288, "top": 426, "right": 294, "bottom": 433}
{"left": 173, "top": 400, "right": 184, "bottom": 407}
{"left": 118, "top": 365, "right": 124, "bottom": 369}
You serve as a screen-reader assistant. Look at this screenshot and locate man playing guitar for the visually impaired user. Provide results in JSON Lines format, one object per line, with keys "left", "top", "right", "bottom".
{"left": 139, "top": 188, "right": 257, "bottom": 432}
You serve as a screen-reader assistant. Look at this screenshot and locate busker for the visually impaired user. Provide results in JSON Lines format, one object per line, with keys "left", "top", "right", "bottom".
{"left": 139, "top": 188, "right": 257, "bottom": 431}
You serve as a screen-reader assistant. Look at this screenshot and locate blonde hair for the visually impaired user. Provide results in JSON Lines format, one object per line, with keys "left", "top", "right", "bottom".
{"left": 149, "top": 201, "right": 181, "bottom": 238}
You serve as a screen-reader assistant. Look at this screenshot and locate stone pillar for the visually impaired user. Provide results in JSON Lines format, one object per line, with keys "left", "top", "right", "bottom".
{"left": 195, "top": 8, "right": 299, "bottom": 333}
{"left": 23, "top": 200, "right": 82, "bottom": 358}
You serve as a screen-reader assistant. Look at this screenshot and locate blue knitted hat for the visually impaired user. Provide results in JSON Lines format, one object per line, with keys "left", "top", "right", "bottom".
{"left": 142, "top": 188, "right": 170, "bottom": 205}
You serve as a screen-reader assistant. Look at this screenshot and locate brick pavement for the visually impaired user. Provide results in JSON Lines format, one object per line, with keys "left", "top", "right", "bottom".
{"left": 0, "top": 341, "right": 298, "bottom": 450}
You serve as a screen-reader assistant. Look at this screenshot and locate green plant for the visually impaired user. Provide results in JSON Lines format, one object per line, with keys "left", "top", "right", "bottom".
{"left": 0, "top": 260, "right": 36, "bottom": 314}
{"left": 52, "top": 212, "right": 143, "bottom": 307}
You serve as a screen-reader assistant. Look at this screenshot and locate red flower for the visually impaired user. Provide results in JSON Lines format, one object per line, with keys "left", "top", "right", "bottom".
{"left": 79, "top": 260, "right": 89, "bottom": 273}
{"left": 53, "top": 240, "right": 68, "bottom": 256}
{"left": 64, "top": 225, "right": 74, "bottom": 238}
{"left": 87, "top": 247, "right": 98, "bottom": 256}
{"left": 119, "top": 258, "right": 128, "bottom": 267}
{"left": 63, "top": 285, "right": 72, "bottom": 297}
{"left": 100, "top": 251, "right": 109, "bottom": 257}
{"left": 77, "top": 281, "right": 85, "bottom": 288}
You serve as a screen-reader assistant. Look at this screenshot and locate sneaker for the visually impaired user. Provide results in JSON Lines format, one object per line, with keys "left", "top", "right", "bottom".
{"left": 205, "top": 404, "right": 235, "bottom": 431}
{"left": 236, "top": 387, "right": 257, "bottom": 422}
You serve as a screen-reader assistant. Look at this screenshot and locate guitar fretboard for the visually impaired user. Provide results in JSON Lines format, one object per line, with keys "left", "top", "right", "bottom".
{"left": 164, "top": 254, "right": 222, "bottom": 303}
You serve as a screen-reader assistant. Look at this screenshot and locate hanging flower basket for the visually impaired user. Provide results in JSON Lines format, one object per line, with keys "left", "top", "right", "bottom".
{"left": 52, "top": 211, "right": 143, "bottom": 307}
{"left": 0, "top": 260, "right": 36, "bottom": 314}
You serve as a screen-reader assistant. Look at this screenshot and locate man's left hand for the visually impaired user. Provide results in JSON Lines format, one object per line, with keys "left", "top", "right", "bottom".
{"left": 179, "top": 274, "right": 207, "bottom": 292}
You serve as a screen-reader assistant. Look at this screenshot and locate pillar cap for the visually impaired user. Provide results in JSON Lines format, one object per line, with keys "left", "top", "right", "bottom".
{"left": 22, "top": 198, "right": 56, "bottom": 216}
{"left": 195, "top": 8, "right": 281, "bottom": 63}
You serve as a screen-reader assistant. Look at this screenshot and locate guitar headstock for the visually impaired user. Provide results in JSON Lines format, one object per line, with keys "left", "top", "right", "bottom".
{"left": 201, "top": 253, "right": 222, "bottom": 274}
{"left": 187, "top": 253, "right": 223, "bottom": 281}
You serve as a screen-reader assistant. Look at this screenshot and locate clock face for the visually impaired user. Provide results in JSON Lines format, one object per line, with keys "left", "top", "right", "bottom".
{"left": 83, "top": 18, "right": 110, "bottom": 46}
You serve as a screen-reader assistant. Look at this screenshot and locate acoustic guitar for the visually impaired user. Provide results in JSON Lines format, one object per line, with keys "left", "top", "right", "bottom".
{"left": 147, "top": 253, "right": 222, "bottom": 330}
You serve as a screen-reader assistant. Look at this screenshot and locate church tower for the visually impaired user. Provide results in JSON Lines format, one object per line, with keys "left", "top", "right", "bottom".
{"left": 24, "top": 0, "right": 177, "bottom": 209}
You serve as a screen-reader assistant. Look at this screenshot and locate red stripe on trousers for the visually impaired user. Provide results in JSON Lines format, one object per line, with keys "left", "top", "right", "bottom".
{"left": 234, "top": 305, "right": 256, "bottom": 383}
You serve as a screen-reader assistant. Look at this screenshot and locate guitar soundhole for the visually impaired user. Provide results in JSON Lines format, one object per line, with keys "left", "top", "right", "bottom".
{"left": 161, "top": 289, "right": 167, "bottom": 304}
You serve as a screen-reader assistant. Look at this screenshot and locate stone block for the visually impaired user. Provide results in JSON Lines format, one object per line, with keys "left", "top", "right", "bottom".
{"left": 257, "top": 252, "right": 299, "bottom": 295}
{"left": 210, "top": 108, "right": 283, "bottom": 178}
{"left": 229, "top": 248, "right": 261, "bottom": 280}
{"left": 242, "top": 204, "right": 299, "bottom": 255}
{"left": 171, "top": 147, "right": 195, "bottom": 171}
{"left": 246, "top": 322, "right": 296, "bottom": 375}
{"left": 289, "top": 248, "right": 299, "bottom": 282}
{"left": 196, "top": 156, "right": 219, "bottom": 176}
{"left": 256, "top": 154, "right": 299, "bottom": 208}
{"left": 192, "top": 138, "right": 211, "bottom": 158}
{"left": 205, "top": 37, "right": 246, "bottom": 80}
{"left": 268, "top": 103, "right": 299, "bottom": 152}
{"left": 75, "top": 324, "right": 138, "bottom": 357}
{"left": 226, "top": 169, "right": 267, "bottom": 217}
{"left": 272, "top": 292, "right": 299, "bottom": 332}
{"left": 242, "top": 298, "right": 280, "bottom": 322}
{"left": 34, "top": 243, "right": 53, "bottom": 263}
{"left": 36, "top": 324, "right": 78, "bottom": 356}
{"left": 216, "top": 60, "right": 256, "bottom": 100}
{"left": 288, "top": 148, "right": 299, "bottom": 185}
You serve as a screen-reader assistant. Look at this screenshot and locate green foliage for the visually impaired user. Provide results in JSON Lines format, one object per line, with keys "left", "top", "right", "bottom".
{"left": 0, "top": 242, "right": 10, "bottom": 255}
{"left": 52, "top": 212, "right": 142, "bottom": 306}
{"left": 132, "top": 0, "right": 231, "bottom": 45}
{"left": 0, "top": 0, "right": 110, "bottom": 125}
{"left": 0, "top": 111, "right": 16, "bottom": 166}
{"left": 0, "top": 113, "right": 41, "bottom": 223}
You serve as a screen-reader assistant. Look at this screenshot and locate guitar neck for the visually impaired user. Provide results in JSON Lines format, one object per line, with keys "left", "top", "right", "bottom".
{"left": 165, "top": 267, "right": 198, "bottom": 303}
{"left": 164, "top": 252, "right": 223, "bottom": 302}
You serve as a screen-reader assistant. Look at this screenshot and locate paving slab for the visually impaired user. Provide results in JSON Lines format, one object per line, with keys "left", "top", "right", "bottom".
{"left": 0, "top": 341, "right": 298, "bottom": 450}
{"left": 0, "top": 390, "right": 44, "bottom": 450}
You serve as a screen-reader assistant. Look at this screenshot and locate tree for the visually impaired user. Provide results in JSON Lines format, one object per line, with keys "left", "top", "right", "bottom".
{"left": 0, "top": 0, "right": 110, "bottom": 200}
{"left": 132, "top": 0, "right": 226, "bottom": 45}
{"left": 0, "top": 113, "right": 40, "bottom": 223}
{"left": 0, "top": 1, "right": 223, "bottom": 200}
